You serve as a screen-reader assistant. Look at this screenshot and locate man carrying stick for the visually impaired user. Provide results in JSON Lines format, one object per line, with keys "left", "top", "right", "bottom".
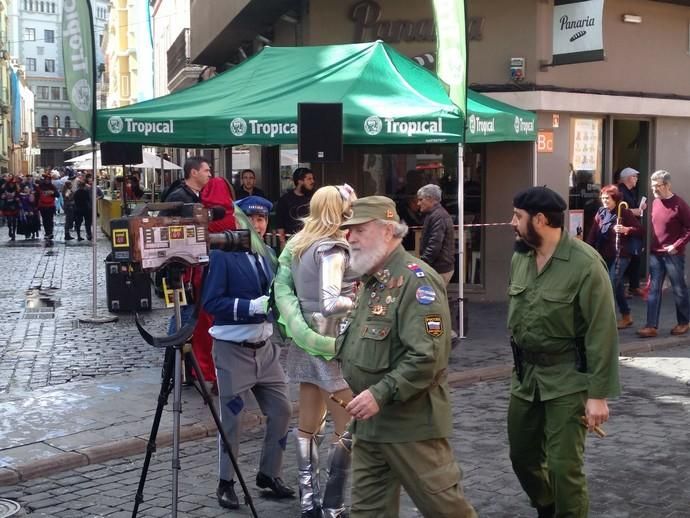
{"left": 507, "top": 186, "right": 620, "bottom": 518}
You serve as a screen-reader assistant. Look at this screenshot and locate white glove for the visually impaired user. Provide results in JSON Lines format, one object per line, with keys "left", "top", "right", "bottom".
{"left": 249, "top": 295, "right": 269, "bottom": 316}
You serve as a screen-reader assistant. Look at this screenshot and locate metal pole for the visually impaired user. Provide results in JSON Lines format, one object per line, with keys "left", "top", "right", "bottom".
{"left": 170, "top": 289, "right": 183, "bottom": 517}
{"left": 533, "top": 140, "right": 538, "bottom": 186}
{"left": 458, "top": 143, "right": 465, "bottom": 338}
{"left": 78, "top": 145, "right": 117, "bottom": 324}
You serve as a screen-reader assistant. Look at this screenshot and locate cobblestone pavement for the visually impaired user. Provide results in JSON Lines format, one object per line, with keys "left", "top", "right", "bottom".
{"left": 0, "top": 216, "right": 169, "bottom": 394}
{"left": 2, "top": 345, "right": 688, "bottom": 517}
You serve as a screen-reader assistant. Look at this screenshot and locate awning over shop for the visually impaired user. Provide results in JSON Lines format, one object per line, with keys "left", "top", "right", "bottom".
{"left": 467, "top": 90, "right": 537, "bottom": 143}
{"left": 96, "top": 41, "right": 536, "bottom": 147}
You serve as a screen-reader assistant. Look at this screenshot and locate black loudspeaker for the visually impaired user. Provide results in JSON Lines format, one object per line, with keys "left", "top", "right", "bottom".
{"left": 101, "top": 142, "right": 143, "bottom": 165}
{"left": 105, "top": 256, "right": 152, "bottom": 313}
{"left": 298, "top": 103, "right": 343, "bottom": 163}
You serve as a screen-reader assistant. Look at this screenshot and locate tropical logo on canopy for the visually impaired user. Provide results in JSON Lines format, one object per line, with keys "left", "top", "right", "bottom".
{"left": 230, "top": 117, "right": 297, "bottom": 138}
{"left": 468, "top": 114, "right": 495, "bottom": 136}
{"left": 514, "top": 115, "right": 535, "bottom": 135}
{"left": 106, "top": 116, "right": 174, "bottom": 136}
{"left": 363, "top": 116, "right": 445, "bottom": 137}
{"left": 108, "top": 116, "right": 124, "bottom": 134}
{"left": 364, "top": 116, "right": 383, "bottom": 136}
{"left": 230, "top": 118, "right": 247, "bottom": 137}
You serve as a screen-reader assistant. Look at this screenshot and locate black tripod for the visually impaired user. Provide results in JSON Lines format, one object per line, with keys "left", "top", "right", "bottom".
{"left": 131, "top": 265, "right": 258, "bottom": 518}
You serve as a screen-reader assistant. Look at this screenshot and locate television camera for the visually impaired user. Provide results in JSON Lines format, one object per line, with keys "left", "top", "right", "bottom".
{"left": 109, "top": 202, "right": 251, "bottom": 271}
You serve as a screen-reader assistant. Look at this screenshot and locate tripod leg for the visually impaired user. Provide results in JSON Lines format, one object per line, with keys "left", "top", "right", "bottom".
{"left": 171, "top": 347, "right": 184, "bottom": 518}
{"left": 132, "top": 348, "right": 175, "bottom": 518}
{"left": 184, "top": 345, "right": 259, "bottom": 518}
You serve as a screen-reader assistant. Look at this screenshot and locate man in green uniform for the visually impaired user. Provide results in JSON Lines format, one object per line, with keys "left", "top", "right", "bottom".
{"left": 336, "top": 196, "right": 476, "bottom": 518}
{"left": 507, "top": 186, "right": 621, "bottom": 518}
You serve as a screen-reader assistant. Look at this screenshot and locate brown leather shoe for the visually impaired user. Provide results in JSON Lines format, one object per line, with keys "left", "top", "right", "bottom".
{"left": 637, "top": 327, "right": 658, "bottom": 338}
{"left": 671, "top": 324, "right": 689, "bottom": 335}
{"left": 617, "top": 314, "right": 633, "bottom": 329}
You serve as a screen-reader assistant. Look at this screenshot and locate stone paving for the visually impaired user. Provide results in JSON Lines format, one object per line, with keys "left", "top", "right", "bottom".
{"left": 1, "top": 345, "right": 688, "bottom": 517}
{"left": 0, "top": 216, "right": 168, "bottom": 394}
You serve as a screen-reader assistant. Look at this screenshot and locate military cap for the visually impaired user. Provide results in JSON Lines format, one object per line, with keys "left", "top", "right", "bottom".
{"left": 513, "top": 186, "right": 566, "bottom": 213}
{"left": 341, "top": 195, "right": 399, "bottom": 227}
{"left": 236, "top": 195, "right": 272, "bottom": 216}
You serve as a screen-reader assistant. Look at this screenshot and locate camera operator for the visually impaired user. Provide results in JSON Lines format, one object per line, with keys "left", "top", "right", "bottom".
{"left": 162, "top": 156, "right": 211, "bottom": 205}
{"left": 202, "top": 195, "right": 295, "bottom": 510}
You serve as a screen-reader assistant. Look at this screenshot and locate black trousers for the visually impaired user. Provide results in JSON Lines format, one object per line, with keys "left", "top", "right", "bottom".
{"left": 39, "top": 207, "right": 55, "bottom": 238}
{"left": 74, "top": 209, "right": 92, "bottom": 238}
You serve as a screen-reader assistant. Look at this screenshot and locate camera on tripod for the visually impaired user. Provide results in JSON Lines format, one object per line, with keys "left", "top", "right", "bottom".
{"left": 109, "top": 202, "right": 252, "bottom": 271}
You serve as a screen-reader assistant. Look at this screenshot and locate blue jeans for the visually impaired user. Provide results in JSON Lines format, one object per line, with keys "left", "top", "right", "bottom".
{"left": 608, "top": 257, "right": 631, "bottom": 316}
{"left": 645, "top": 254, "right": 690, "bottom": 328}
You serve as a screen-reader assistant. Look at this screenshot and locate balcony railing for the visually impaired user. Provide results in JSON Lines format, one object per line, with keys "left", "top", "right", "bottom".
{"left": 36, "top": 127, "right": 86, "bottom": 138}
{"left": 167, "top": 28, "right": 190, "bottom": 83}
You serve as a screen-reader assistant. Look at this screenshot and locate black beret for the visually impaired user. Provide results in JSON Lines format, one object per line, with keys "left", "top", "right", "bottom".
{"left": 513, "top": 186, "right": 567, "bottom": 213}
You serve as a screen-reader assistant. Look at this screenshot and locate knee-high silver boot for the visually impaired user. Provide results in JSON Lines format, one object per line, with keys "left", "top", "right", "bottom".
{"left": 295, "top": 432, "right": 321, "bottom": 518}
{"left": 321, "top": 431, "right": 352, "bottom": 518}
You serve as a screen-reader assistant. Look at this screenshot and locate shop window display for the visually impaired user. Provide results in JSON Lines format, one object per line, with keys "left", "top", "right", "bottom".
{"left": 568, "top": 118, "right": 604, "bottom": 239}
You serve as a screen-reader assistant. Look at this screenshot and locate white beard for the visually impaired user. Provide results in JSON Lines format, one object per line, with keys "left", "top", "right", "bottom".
{"left": 350, "top": 240, "right": 389, "bottom": 275}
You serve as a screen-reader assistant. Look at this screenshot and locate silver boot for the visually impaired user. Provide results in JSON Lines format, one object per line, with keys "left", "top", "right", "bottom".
{"left": 295, "top": 432, "right": 321, "bottom": 517}
{"left": 321, "top": 431, "right": 352, "bottom": 518}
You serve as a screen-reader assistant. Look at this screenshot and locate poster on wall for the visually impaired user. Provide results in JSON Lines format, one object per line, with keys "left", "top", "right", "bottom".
{"left": 571, "top": 118, "right": 599, "bottom": 171}
{"left": 569, "top": 209, "right": 585, "bottom": 240}
{"left": 552, "top": 0, "right": 605, "bottom": 65}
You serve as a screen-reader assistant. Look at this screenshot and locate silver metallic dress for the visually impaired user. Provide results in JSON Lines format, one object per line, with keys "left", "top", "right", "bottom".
{"left": 287, "top": 238, "right": 355, "bottom": 392}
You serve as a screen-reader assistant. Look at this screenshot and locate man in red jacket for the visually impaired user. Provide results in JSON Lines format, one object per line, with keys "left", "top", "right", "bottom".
{"left": 638, "top": 170, "right": 690, "bottom": 338}
{"left": 36, "top": 172, "right": 57, "bottom": 240}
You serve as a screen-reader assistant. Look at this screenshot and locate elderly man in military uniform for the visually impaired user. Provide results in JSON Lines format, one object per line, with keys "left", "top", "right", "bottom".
{"left": 336, "top": 196, "right": 476, "bottom": 518}
{"left": 507, "top": 186, "right": 620, "bottom": 518}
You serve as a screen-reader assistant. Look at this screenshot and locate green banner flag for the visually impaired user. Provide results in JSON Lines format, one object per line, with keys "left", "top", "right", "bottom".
{"left": 62, "top": 0, "right": 95, "bottom": 136}
{"left": 433, "top": 0, "right": 467, "bottom": 118}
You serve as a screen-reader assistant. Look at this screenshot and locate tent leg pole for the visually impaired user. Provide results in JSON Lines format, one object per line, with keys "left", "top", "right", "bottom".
{"left": 458, "top": 143, "right": 465, "bottom": 339}
{"left": 79, "top": 142, "right": 117, "bottom": 325}
{"left": 533, "top": 140, "right": 538, "bottom": 186}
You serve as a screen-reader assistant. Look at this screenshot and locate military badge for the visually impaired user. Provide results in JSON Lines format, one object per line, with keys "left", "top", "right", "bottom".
{"left": 416, "top": 285, "right": 436, "bottom": 304}
{"left": 371, "top": 304, "right": 386, "bottom": 316}
{"left": 424, "top": 315, "right": 444, "bottom": 337}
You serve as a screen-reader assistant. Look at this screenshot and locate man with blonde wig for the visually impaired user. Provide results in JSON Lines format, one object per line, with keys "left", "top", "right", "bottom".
{"left": 336, "top": 195, "right": 476, "bottom": 517}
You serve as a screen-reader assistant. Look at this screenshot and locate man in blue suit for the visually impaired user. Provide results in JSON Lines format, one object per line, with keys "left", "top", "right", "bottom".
{"left": 203, "top": 195, "right": 294, "bottom": 509}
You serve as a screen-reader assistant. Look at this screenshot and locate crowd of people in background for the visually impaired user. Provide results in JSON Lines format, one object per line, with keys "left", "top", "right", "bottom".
{"left": 0, "top": 167, "right": 102, "bottom": 242}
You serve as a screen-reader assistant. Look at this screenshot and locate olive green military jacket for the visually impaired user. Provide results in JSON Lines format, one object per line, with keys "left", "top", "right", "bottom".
{"left": 336, "top": 245, "right": 452, "bottom": 443}
{"left": 508, "top": 231, "right": 621, "bottom": 402}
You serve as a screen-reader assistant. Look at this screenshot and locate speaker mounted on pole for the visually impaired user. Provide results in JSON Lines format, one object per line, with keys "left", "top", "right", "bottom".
{"left": 298, "top": 103, "right": 343, "bottom": 163}
{"left": 101, "top": 142, "right": 143, "bottom": 166}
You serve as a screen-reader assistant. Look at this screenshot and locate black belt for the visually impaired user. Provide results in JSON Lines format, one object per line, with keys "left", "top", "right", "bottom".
{"left": 234, "top": 340, "right": 267, "bottom": 350}
{"left": 520, "top": 348, "right": 576, "bottom": 367}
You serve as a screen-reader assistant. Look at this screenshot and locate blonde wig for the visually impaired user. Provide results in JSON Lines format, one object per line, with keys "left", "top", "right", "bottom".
{"left": 291, "top": 184, "right": 357, "bottom": 259}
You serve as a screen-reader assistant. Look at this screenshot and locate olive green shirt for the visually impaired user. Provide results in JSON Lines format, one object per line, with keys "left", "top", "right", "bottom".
{"left": 336, "top": 245, "right": 453, "bottom": 443}
{"left": 508, "top": 231, "right": 621, "bottom": 401}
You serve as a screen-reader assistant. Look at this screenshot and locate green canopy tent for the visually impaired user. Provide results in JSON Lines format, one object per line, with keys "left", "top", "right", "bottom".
{"left": 466, "top": 90, "right": 536, "bottom": 143}
{"left": 97, "top": 41, "right": 464, "bottom": 146}
{"left": 96, "top": 41, "right": 536, "bottom": 146}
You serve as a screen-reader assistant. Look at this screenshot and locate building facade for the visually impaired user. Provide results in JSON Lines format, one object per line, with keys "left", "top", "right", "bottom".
{"left": 0, "top": 0, "right": 10, "bottom": 173}
{"left": 188, "top": 0, "right": 690, "bottom": 301}
{"left": 102, "top": 0, "right": 153, "bottom": 109}
{"left": 9, "top": 0, "right": 109, "bottom": 168}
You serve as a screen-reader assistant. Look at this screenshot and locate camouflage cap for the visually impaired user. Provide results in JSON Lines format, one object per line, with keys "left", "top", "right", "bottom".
{"left": 341, "top": 195, "right": 400, "bottom": 227}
